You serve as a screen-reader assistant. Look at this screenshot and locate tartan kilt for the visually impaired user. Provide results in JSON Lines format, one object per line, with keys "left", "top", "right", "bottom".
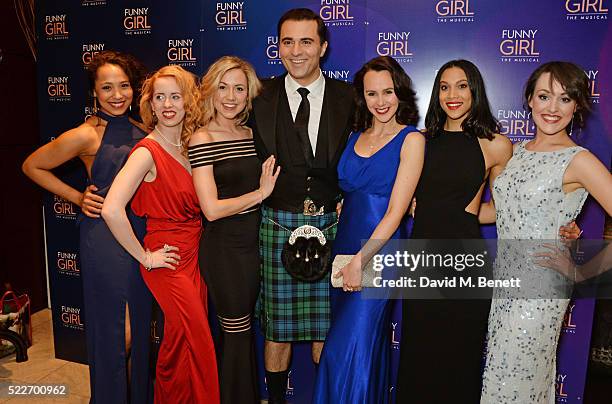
{"left": 258, "top": 205, "right": 337, "bottom": 342}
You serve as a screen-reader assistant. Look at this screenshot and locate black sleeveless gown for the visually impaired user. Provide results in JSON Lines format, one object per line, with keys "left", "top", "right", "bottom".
{"left": 397, "top": 130, "right": 491, "bottom": 403}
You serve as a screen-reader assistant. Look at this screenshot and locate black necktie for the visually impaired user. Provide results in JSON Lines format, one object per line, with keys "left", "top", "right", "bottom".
{"left": 295, "top": 87, "right": 314, "bottom": 166}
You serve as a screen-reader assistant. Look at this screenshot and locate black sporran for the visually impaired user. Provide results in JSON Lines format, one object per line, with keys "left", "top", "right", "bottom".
{"left": 281, "top": 236, "right": 331, "bottom": 282}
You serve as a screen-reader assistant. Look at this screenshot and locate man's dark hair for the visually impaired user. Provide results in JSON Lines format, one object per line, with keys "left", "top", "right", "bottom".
{"left": 277, "top": 8, "right": 327, "bottom": 44}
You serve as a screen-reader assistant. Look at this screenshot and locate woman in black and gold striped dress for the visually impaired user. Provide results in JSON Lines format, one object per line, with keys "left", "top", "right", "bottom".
{"left": 188, "top": 56, "right": 280, "bottom": 404}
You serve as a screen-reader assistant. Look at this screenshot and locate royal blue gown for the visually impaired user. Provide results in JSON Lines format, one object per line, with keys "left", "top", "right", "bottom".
{"left": 78, "top": 111, "right": 152, "bottom": 404}
{"left": 313, "top": 126, "right": 416, "bottom": 404}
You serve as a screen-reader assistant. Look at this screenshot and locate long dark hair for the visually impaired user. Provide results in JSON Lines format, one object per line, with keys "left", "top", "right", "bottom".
{"left": 524, "top": 61, "right": 590, "bottom": 131}
{"left": 424, "top": 59, "right": 499, "bottom": 140}
{"left": 353, "top": 56, "right": 419, "bottom": 132}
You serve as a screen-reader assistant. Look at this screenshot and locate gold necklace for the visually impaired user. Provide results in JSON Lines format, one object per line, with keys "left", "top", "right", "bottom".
{"left": 154, "top": 126, "right": 182, "bottom": 148}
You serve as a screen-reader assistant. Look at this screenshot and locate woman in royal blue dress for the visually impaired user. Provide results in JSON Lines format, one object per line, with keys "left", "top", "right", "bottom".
{"left": 313, "top": 56, "right": 424, "bottom": 403}
{"left": 22, "top": 51, "right": 153, "bottom": 403}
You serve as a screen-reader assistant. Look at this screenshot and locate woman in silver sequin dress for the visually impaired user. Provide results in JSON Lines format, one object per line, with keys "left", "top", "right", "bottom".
{"left": 480, "top": 62, "right": 612, "bottom": 403}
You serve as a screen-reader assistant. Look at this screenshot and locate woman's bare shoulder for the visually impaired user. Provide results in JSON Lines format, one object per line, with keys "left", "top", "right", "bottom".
{"left": 189, "top": 127, "right": 214, "bottom": 145}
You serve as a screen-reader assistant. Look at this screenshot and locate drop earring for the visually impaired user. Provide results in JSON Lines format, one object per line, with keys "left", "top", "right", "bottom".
{"left": 93, "top": 97, "right": 98, "bottom": 113}
{"left": 568, "top": 116, "right": 574, "bottom": 137}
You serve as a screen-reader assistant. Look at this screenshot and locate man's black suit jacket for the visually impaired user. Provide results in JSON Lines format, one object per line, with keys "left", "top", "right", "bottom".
{"left": 251, "top": 74, "right": 355, "bottom": 212}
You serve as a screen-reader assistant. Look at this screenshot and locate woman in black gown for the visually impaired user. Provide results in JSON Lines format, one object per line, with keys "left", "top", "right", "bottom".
{"left": 188, "top": 56, "right": 280, "bottom": 404}
{"left": 396, "top": 60, "right": 512, "bottom": 402}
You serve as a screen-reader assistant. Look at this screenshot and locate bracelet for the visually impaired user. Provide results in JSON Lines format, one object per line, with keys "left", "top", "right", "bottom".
{"left": 144, "top": 251, "right": 152, "bottom": 271}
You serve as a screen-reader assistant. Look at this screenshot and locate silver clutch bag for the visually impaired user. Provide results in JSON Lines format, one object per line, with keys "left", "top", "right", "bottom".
{"left": 331, "top": 255, "right": 377, "bottom": 288}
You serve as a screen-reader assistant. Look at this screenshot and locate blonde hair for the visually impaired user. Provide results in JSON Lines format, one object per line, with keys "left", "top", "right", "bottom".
{"left": 200, "top": 56, "right": 262, "bottom": 126}
{"left": 140, "top": 65, "right": 202, "bottom": 154}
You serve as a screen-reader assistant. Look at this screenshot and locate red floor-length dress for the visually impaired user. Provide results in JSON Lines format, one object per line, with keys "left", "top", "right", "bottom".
{"left": 130, "top": 138, "right": 219, "bottom": 404}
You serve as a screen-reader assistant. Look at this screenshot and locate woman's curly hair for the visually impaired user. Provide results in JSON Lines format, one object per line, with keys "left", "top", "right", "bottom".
{"left": 139, "top": 65, "right": 202, "bottom": 155}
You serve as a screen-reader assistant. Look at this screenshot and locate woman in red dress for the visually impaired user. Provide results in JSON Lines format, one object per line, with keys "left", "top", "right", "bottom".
{"left": 102, "top": 65, "right": 219, "bottom": 403}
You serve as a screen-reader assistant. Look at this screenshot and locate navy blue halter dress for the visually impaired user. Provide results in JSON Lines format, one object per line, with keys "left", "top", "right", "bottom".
{"left": 313, "top": 126, "right": 415, "bottom": 404}
{"left": 78, "top": 111, "right": 152, "bottom": 403}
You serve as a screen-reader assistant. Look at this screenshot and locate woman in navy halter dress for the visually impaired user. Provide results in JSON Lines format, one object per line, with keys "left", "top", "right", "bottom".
{"left": 22, "top": 52, "right": 152, "bottom": 403}
{"left": 79, "top": 110, "right": 152, "bottom": 403}
{"left": 313, "top": 57, "right": 424, "bottom": 404}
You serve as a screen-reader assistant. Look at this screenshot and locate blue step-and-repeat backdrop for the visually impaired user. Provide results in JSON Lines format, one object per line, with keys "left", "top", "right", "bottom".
{"left": 37, "top": 1, "right": 610, "bottom": 403}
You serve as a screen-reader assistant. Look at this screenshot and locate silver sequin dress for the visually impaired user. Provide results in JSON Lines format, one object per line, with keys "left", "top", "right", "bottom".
{"left": 480, "top": 141, "right": 588, "bottom": 403}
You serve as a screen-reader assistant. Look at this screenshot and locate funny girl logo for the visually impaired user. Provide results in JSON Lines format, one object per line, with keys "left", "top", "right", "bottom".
{"left": 435, "top": 0, "right": 475, "bottom": 23}
{"left": 60, "top": 306, "right": 84, "bottom": 331}
{"left": 286, "top": 370, "right": 295, "bottom": 397}
{"left": 390, "top": 322, "right": 400, "bottom": 350}
{"left": 376, "top": 32, "right": 413, "bottom": 63}
{"left": 124, "top": 8, "right": 151, "bottom": 35}
{"left": 167, "top": 39, "right": 197, "bottom": 68}
{"left": 566, "top": 0, "right": 608, "bottom": 20}
{"left": 265, "top": 36, "right": 282, "bottom": 65}
{"left": 562, "top": 303, "right": 577, "bottom": 334}
{"left": 84, "top": 106, "right": 96, "bottom": 121}
{"left": 497, "top": 109, "right": 535, "bottom": 142}
{"left": 319, "top": 0, "right": 355, "bottom": 27}
{"left": 323, "top": 69, "right": 351, "bottom": 81}
{"left": 47, "top": 76, "right": 71, "bottom": 103}
{"left": 53, "top": 194, "right": 78, "bottom": 219}
{"left": 556, "top": 374, "right": 569, "bottom": 402}
{"left": 81, "top": 43, "right": 105, "bottom": 67}
{"left": 499, "top": 29, "right": 540, "bottom": 63}
{"left": 150, "top": 320, "right": 162, "bottom": 344}
{"left": 44, "top": 15, "right": 69, "bottom": 40}
{"left": 215, "top": 2, "right": 247, "bottom": 31}
{"left": 586, "top": 69, "right": 600, "bottom": 103}
{"left": 56, "top": 251, "right": 80, "bottom": 277}
{"left": 81, "top": 0, "right": 106, "bottom": 6}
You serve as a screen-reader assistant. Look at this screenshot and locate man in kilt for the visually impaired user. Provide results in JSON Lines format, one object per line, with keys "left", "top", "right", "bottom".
{"left": 251, "top": 8, "right": 354, "bottom": 404}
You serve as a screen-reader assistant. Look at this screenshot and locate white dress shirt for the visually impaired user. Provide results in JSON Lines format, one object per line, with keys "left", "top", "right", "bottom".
{"left": 285, "top": 71, "right": 326, "bottom": 154}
